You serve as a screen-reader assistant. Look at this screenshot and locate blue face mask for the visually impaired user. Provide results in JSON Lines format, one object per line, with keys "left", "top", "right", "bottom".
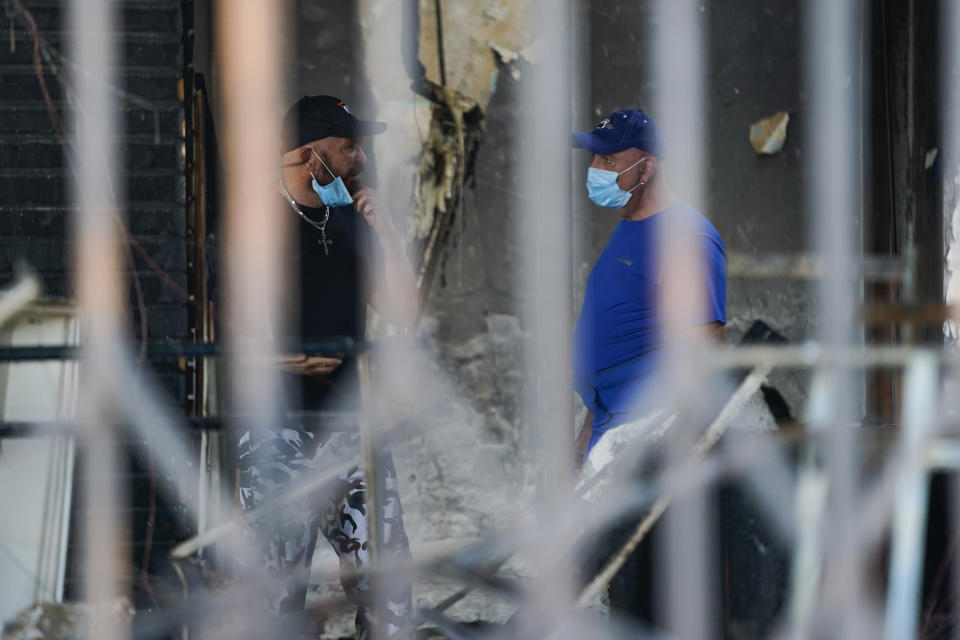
{"left": 586, "top": 158, "right": 644, "bottom": 209}
{"left": 309, "top": 148, "right": 354, "bottom": 207}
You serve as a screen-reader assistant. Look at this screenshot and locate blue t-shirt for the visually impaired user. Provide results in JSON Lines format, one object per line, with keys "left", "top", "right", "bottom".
{"left": 572, "top": 201, "right": 726, "bottom": 436}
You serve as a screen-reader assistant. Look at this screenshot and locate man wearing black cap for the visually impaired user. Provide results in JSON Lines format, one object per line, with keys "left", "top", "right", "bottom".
{"left": 570, "top": 108, "right": 727, "bottom": 467}
{"left": 236, "top": 95, "right": 416, "bottom": 638}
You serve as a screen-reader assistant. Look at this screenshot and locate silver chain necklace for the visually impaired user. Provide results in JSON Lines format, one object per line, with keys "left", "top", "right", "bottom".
{"left": 279, "top": 180, "right": 332, "bottom": 255}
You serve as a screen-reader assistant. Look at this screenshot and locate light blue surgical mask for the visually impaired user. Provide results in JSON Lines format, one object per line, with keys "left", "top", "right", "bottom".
{"left": 586, "top": 158, "right": 644, "bottom": 209}
{"left": 309, "top": 148, "right": 354, "bottom": 207}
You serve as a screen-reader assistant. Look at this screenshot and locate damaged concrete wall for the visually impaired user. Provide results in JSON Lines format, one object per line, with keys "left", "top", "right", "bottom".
{"left": 880, "top": 0, "right": 943, "bottom": 338}
{"left": 415, "top": 0, "right": 529, "bottom": 112}
{"left": 702, "top": 1, "right": 815, "bottom": 410}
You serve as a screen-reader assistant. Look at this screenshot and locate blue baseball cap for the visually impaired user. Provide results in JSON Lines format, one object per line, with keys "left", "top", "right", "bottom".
{"left": 571, "top": 109, "right": 666, "bottom": 157}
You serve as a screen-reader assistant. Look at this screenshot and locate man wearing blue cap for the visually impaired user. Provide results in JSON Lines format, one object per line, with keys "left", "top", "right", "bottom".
{"left": 570, "top": 109, "right": 727, "bottom": 467}
{"left": 237, "top": 95, "right": 416, "bottom": 638}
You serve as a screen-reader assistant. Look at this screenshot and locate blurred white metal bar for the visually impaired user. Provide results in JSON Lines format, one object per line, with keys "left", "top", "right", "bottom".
{"left": 726, "top": 252, "right": 910, "bottom": 283}
{"left": 215, "top": 0, "right": 288, "bottom": 436}
{"left": 518, "top": 0, "right": 576, "bottom": 628}
{"left": 884, "top": 353, "right": 937, "bottom": 640}
{"left": 806, "top": 0, "right": 862, "bottom": 373}
{"left": 652, "top": 1, "right": 705, "bottom": 206}
{"left": 214, "top": 0, "right": 288, "bottom": 636}
{"left": 652, "top": 0, "right": 713, "bottom": 636}
{"left": 170, "top": 457, "right": 356, "bottom": 561}
{"left": 356, "top": 8, "right": 412, "bottom": 631}
{"left": 70, "top": 0, "right": 128, "bottom": 637}
{"left": 520, "top": 0, "right": 574, "bottom": 496}
{"left": 787, "top": 450, "right": 829, "bottom": 638}
{"left": 926, "top": 442, "right": 960, "bottom": 470}
{"left": 709, "top": 344, "right": 940, "bottom": 369}
{"left": 936, "top": 0, "right": 960, "bottom": 634}
{"left": 806, "top": 0, "right": 865, "bottom": 635}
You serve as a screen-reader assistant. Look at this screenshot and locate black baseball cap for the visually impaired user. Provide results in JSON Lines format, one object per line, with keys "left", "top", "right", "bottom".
{"left": 281, "top": 95, "right": 387, "bottom": 152}
{"left": 571, "top": 109, "right": 666, "bottom": 157}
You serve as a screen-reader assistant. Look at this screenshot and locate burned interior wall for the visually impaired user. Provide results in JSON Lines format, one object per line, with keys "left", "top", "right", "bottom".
{"left": 702, "top": 1, "right": 813, "bottom": 348}
{"left": 876, "top": 0, "right": 944, "bottom": 346}
{"left": 291, "top": 3, "right": 372, "bottom": 122}
{"left": 864, "top": 0, "right": 945, "bottom": 420}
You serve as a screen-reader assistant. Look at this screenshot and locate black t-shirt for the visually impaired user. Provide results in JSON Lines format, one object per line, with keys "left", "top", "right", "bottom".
{"left": 285, "top": 199, "right": 382, "bottom": 411}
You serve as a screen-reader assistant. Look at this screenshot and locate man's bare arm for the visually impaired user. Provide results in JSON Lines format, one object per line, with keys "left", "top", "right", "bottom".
{"left": 574, "top": 411, "right": 593, "bottom": 471}
{"left": 692, "top": 320, "right": 725, "bottom": 343}
{"left": 368, "top": 233, "right": 418, "bottom": 327}
{"left": 354, "top": 187, "right": 418, "bottom": 327}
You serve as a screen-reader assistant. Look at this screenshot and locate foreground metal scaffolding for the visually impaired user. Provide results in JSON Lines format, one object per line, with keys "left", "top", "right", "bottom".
{"left": 2, "top": 327, "right": 957, "bottom": 638}
{"left": 2, "top": 0, "right": 960, "bottom": 639}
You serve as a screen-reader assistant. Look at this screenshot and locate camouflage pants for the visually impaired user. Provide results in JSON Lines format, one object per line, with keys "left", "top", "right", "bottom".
{"left": 237, "top": 427, "right": 413, "bottom": 639}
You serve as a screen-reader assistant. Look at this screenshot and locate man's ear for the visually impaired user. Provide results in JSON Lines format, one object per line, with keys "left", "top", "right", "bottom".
{"left": 642, "top": 154, "right": 658, "bottom": 184}
{"left": 298, "top": 146, "right": 314, "bottom": 168}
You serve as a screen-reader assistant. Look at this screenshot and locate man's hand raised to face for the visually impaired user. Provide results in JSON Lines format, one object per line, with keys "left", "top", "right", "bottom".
{"left": 352, "top": 186, "right": 397, "bottom": 237}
